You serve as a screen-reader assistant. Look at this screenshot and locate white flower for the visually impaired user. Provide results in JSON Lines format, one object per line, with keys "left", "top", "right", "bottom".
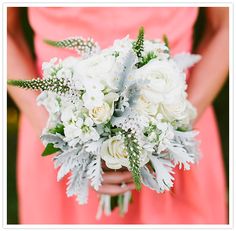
{"left": 62, "top": 56, "right": 81, "bottom": 69}
{"left": 37, "top": 91, "right": 61, "bottom": 114}
{"left": 74, "top": 53, "right": 119, "bottom": 90}
{"left": 101, "top": 135, "right": 149, "bottom": 170}
{"left": 56, "top": 68, "right": 73, "bottom": 80}
{"left": 135, "top": 95, "right": 157, "bottom": 116}
{"left": 101, "top": 136, "right": 129, "bottom": 169}
{"left": 64, "top": 117, "right": 99, "bottom": 146}
{"left": 74, "top": 36, "right": 136, "bottom": 91}
{"left": 81, "top": 77, "right": 105, "bottom": 92}
{"left": 89, "top": 92, "right": 119, "bottom": 124}
{"left": 158, "top": 96, "right": 197, "bottom": 125}
{"left": 82, "top": 90, "right": 104, "bottom": 110}
{"left": 61, "top": 102, "right": 83, "bottom": 124}
{"left": 42, "top": 57, "right": 58, "bottom": 78}
{"left": 131, "top": 59, "right": 190, "bottom": 122}
{"left": 143, "top": 40, "right": 169, "bottom": 60}
{"left": 111, "top": 35, "right": 133, "bottom": 56}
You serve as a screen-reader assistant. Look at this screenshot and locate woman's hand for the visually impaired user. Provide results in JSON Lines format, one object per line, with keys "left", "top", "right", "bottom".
{"left": 95, "top": 164, "right": 135, "bottom": 196}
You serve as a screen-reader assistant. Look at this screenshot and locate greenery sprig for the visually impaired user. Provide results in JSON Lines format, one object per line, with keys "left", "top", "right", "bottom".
{"left": 44, "top": 37, "right": 98, "bottom": 55}
{"left": 7, "top": 78, "right": 71, "bottom": 95}
{"left": 124, "top": 132, "right": 142, "bottom": 190}
{"left": 133, "top": 27, "right": 145, "bottom": 68}
{"left": 138, "top": 51, "right": 157, "bottom": 68}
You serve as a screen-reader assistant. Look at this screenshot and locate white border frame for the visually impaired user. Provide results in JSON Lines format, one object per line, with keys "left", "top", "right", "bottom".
{"left": 1, "top": 1, "right": 234, "bottom": 230}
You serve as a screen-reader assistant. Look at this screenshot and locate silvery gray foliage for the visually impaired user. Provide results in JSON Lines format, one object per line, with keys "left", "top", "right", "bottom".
{"left": 87, "top": 155, "right": 103, "bottom": 191}
{"left": 53, "top": 147, "right": 82, "bottom": 181}
{"left": 124, "top": 79, "right": 149, "bottom": 107}
{"left": 125, "top": 82, "right": 140, "bottom": 107}
{"left": 117, "top": 51, "right": 137, "bottom": 92}
{"left": 40, "top": 133, "right": 67, "bottom": 150}
{"left": 111, "top": 107, "right": 132, "bottom": 126}
{"left": 85, "top": 140, "right": 104, "bottom": 191}
{"left": 114, "top": 95, "right": 129, "bottom": 117}
{"left": 167, "top": 142, "right": 195, "bottom": 170}
{"left": 149, "top": 155, "right": 175, "bottom": 192}
{"left": 141, "top": 166, "right": 160, "bottom": 192}
{"left": 173, "top": 53, "right": 201, "bottom": 71}
{"left": 66, "top": 152, "right": 91, "bottom": 205}
{"left": 114, "top": 79, "right": 149, "bottom": 117}
{"left": 174, "top": 130, "right": 200, "bottom": 162}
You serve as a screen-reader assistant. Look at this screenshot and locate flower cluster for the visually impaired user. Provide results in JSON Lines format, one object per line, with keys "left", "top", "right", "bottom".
{"left": 8, "top": 27, "right": 201, "bottom": 219}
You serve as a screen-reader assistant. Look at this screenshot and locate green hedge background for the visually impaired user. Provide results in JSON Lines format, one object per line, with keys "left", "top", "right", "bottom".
{"left": 7, "top": 8, "right": 229, "bottom": 224}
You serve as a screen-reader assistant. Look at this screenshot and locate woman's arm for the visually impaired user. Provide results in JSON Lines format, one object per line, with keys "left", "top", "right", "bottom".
{"left": 7, "top": 8, "right": 48, "bottom": 136}
{"left": 188, "top": 7, "right": 229, "bottom": 121}
{"left": 7, "top": 8, "right": 134, "bottom": 196}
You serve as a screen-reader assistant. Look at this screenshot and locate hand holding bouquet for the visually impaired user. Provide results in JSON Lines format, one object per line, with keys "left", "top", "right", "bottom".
{"left": 8, "top": 27, "right": 201, "bottom": 219}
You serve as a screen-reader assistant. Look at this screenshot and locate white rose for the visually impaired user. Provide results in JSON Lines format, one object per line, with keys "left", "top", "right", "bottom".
{"left": 101, "top": 135, "right": 149, "bottom": 170}
{"left": 159, "top": 96, "right": 188, "bottom": 121}
{"left": 131, "top": 59, "right": 193, "bottom": 123}
{"left": 74, "top": 53, "right": 117, "bottom": 90}
{"left": 132, "top": 59, "right": 186, "bottom": 105}
{"left": 159, "top": 98, "right": 197, "bottom": 126}
{"left": 74, "top": 37, "right": 136, "bottom": 90}
{"left": 101, "top": 136, "right": 129, "bottom": 169}
{"left": 89, "top": 102, "right": 112, "bottom": 124}
{"left": 143, "top": 40, "right": 169, "bottom": 60}
{"left": 89, "top": 92, "right": 119, "bottom": 124}
{"left": 135, "top": 95, "right": 157, "bottom": 116}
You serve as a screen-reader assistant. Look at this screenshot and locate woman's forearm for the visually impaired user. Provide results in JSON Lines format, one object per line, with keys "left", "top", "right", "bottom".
{"left": 187, "top": 8, "right": 229, "bottom": 121}
{"left": 7, "top": 8, "right": 48, "bottom": 137}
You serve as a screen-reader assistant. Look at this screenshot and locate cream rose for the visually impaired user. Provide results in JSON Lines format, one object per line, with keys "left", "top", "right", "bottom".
{"left": 101, "top": 136, "right": 129, "bottom": 169}
{"left": 101, "top": 135, "right": 150, "bottom": 170}
{"left": 135, "top": 95, "right": 157, "bottom": 116}
{"left": 89, "top": 102, "right": 112, "bottom": 124}
{"left": 158, "top": 98, "right": 197, "bottom": 125}
{"left": 74, "top": 37, "right": 136, "bottom": 91}
{"left": 131, "top": 59, "right": 186, "bottom": 105}
{"left": 89, "top": 92, "right": 119, "bottom": 124}
{"left": 130, "top": 59, "right": 194, "bottom": 123}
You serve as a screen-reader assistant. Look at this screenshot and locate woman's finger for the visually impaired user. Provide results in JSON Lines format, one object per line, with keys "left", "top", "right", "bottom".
{"left": 102, "top": 171, "right": 133, "bottom": 184}
{"left": 96, "top": 183, "right": 136, "bottom": 196}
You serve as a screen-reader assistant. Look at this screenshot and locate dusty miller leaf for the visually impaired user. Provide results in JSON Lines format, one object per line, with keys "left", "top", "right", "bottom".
{"left": 66, "top": 153, "right": 91, "bottom": 204}
{"left": 173, "top": 53, "right": 201, "bottom": 71}
{"left": 87, "top": 154, "right": 103, "bottom": 191}
{"left": 149, "top": 155, "right": 175, "bottom": 192}
{"left": 141, "top": 166, "right": 160, "bottom": 192}
{"left": 53, "top": 147, "right": 82, "bottom": 181}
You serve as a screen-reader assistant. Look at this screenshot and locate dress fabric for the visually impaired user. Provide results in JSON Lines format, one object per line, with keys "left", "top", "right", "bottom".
{"left": 17, "top": 7, "right": 227, "bottom": 224}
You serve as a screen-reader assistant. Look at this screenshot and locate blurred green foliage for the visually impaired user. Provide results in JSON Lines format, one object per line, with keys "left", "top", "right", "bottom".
{"left": 7, "top": 7, "right": 229, "bottom": 224}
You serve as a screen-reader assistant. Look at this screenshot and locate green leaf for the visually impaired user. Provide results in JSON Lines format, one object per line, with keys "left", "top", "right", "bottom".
{"left": 177, "top": 127, "right": 189, "bottom": 132}
{"left": 42, "top": 143, "right": 60, "bottom": 157}
{"left": 48, "top": 124, "right": 65, "bottom": 135}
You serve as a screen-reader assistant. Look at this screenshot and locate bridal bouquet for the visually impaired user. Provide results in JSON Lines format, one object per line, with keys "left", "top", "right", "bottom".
{"left": 8, "top": 27, "right": 201, "bottom": 219}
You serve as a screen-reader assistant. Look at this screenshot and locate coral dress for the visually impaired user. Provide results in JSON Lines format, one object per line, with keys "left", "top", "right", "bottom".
{"left": 17, "top": 7, "right": 227, "bottom": 224}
